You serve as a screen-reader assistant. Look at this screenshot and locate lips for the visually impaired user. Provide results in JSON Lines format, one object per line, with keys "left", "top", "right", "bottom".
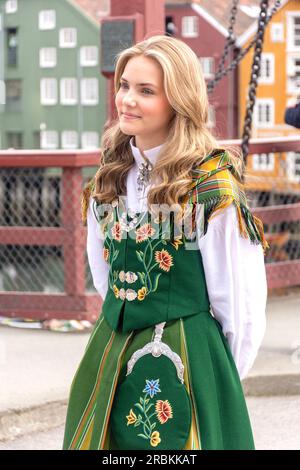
{"left": 122, "top": 112, "right": 141, "bottom": 118}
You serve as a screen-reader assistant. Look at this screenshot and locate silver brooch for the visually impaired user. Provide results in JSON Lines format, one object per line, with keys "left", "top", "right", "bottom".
{"left": 137, "top": 160, "right": 153, "bottom": 194}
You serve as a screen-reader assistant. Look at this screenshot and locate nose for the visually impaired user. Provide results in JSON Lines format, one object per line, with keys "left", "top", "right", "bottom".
{"left": 122, "top": 91, "right": 136, "bottom": 107}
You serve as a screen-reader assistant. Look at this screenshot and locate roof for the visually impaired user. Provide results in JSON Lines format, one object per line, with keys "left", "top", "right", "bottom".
{"left": 71, "top": 0, "right": 110, "bottom": 24}
{"left": 166, "top": 0, "right": 273, "bottom": 38}
{"left": 70, "top": 0, "right": 287, "bottom": 42}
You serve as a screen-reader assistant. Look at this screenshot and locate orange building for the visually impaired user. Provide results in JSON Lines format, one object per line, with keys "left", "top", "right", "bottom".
{"left": 237, "top": 0, "right": 300, "bottom": 198}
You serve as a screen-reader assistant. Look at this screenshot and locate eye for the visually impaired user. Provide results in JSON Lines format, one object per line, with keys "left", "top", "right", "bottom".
{"left": 142, "top": 89, "right": 153, "bottom": 95}
{"left": 119, "top": 82, "right": 128, "bottom": 89}
{"left": 119, "top": 82, "right": 153, "bottom": 95}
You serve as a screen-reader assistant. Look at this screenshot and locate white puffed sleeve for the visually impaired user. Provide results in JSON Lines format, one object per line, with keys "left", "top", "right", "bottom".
{"left": 197, "top": 203, "right": 268, "bottom": 380}
{"left": 86, "top": 196, "right": 109, "bottom": 301}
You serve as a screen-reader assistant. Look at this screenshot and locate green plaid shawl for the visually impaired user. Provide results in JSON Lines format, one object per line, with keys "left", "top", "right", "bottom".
{"left": 81, "top": 148, "right": 269, "bottom": 254}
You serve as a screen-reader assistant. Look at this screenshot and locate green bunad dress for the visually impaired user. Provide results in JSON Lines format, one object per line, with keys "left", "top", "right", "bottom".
{"left": 62, "top": 148, "right": 269, "bottom": 451}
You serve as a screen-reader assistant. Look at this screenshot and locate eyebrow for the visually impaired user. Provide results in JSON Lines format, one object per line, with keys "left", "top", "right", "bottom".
{"left": 120, "top": 77, "right": 157, "bottom": 88}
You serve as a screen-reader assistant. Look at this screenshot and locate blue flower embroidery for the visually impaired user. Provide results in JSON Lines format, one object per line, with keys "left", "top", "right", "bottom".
{"left": 143, "top": 379, "right": 161, "bottom": 398}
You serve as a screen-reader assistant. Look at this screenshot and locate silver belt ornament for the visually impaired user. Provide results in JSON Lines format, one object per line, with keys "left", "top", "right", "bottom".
{"left": 126, "top": 322, "right": 185, "bottom": 384}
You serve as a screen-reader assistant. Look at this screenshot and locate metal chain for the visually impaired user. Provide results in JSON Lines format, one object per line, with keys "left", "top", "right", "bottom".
{"left": 241, "top": 0, "right": 270, "bottom": 172}
{"left": 213, "top": 0, "right": 239, "bottom": 81}
{"left": 207, "top": 0, "right": 282, "bottom": 94}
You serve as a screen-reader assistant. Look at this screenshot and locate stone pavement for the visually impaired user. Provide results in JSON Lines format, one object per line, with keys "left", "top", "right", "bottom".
{"left": 0, "top": 292, "right": 300, "bottom": 442}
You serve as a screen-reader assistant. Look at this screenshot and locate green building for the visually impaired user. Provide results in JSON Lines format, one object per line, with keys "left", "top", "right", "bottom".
{"left": 0, "top": 0, "right": 107, "bottom": 149}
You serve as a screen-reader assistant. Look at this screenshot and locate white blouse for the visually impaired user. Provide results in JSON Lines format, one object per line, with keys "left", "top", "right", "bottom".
{"left": 86, "top": 137, "right": 267, "bottom": 380}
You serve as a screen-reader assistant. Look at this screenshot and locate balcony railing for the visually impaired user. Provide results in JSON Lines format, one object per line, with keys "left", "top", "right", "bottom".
{"left": 0, "top": 136, "right": 299, "bottom": 321}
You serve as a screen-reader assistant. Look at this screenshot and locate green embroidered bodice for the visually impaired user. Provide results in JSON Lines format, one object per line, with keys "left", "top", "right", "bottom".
{"left": 93, "top": 198, "right": 210, "bottom": 333}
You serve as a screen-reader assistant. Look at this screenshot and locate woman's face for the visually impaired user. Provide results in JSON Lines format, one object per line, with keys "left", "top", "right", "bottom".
{"left": 115, "top": 55, "right": 175, "bottom": 150}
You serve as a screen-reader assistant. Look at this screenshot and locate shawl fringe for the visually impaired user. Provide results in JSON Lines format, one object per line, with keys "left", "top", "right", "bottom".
{"left": 193, "top": 194, "right": 270, "bottom": 255}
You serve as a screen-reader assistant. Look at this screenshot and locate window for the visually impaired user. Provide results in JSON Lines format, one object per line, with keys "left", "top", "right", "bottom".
{"left": 287, "top": 152, "right": 300, "bottom": 182}
{"left": 252, "top": 153, "right": 275, "bottom": 171}
{"left": 287, "top": 13, "right": 300, "bottom": 50}
{"left": 271, "top": 23, "right": 284, "bottom": 42}
{"left": 207, "top": 105, "right": 215, "bottom": 128}
{"left": 59, "top": 28, "right": 77, "bottom": 48}
{"left": 81, "top": 79, "right": 98, "bottom": 105}
{"left": 166, "top": 16, "right": 176, "bottom": 36}
{"left": 81, "top": 132, "right": 99, "bottom": 149}
{"left": 39, "top": 48, "right": 57, "bottom": 68}
{"left": 6, "top": 132, "right": 23, "bottom": 149}
{"left": 40, "top": 79, "right": 57, "bottom": 105}
{"left": 5, "top": 0, "right": 18, "bottom": 14}
{"left": 80, "top": 46, "right": 98, "bottom": 67}
{"left": 200, "top": 57, "right": 214, "bottom": 78}
{"left": 60, "top": 78, "right": 77, "bottom": 105}
{"left": 182, "top": 16, "right": 198, "bottom": 38}
{"left": 41, "top": 131, "right": 58, "bottom": 149}
{"left": 7, "top": 28, "right": 18, "bottom": 66}
{"left": 5, "top": 79, "right": 21, "bottom": 112}
{"left": 39, "top": 10, "right": 56, "bottom": 30}
{"left": 61, "top": 131, "right": 78, "bottom": 149}
{"left": 254, "top": 99, "right": 274, "bottom": 127}
{"left": 287, "top": 56, "right": 300, "bottom": 93}
{"left": 293, "top": 16, "right": 300, "bottom": 47}
{"left": 258, "top": 53, "right": 274, "bottom": 84}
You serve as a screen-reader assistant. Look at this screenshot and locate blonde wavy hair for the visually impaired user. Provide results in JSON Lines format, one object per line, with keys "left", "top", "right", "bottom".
{"left": 89, "top": 34, "right": 245, "bottom": 216}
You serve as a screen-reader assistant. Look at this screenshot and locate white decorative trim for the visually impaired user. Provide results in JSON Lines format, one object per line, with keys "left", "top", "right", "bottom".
{"left": 126, "top": 322, "right": 185, "bottom": 383}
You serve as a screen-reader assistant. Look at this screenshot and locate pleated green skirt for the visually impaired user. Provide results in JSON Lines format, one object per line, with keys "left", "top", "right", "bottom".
{"left": 62, "top": 310, "right": 255, "bottom": 450}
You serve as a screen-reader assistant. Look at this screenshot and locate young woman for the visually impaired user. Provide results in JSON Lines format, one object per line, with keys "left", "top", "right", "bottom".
{"left": 62, "top": 35, "right": 269, "bottom": 451}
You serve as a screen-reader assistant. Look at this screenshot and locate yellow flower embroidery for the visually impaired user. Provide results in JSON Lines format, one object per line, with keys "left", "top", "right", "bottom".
{"left": 113, "top": 284, "right": 119, "bottom": 298}
{"left": 171, "top": 238, "right": 183, "bottom": 250}
{"left": 137, "top": 286, "right": 147, "bottom": 301}
{"left": 126, "top": 409, "right": 137, "bottom": 426}
{"left": 150, "top": 431, "right": 161, "bottom": 447}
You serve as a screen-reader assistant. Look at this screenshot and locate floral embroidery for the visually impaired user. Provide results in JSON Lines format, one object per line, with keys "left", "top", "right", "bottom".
{"left": 104, "top": 207, "right": 183, "bottom": 301}
{"left": 126, "top": 271, "right": 138, "bottom": 283}
{"left": 126, "top": 289, "right": 138, "bottom": 301}
{"left": 113, "top": 285, "right": 119, "bottom": 298}
{"left": 150, "top": 431, "right": 161, "bottom": 447}
{"left": 119, "top": 288, "right": 126, "bottom": 300}
{"left": 126, "top": 379, "right": 173, "bottom": 447}
{"left": 136, "top": 223, "right": 156, "bottom": 243}
{"left": 111, "top": 221, "right": 123, "bottom": 242}
{"left": 171, "top": 238, "right": 183, "bottom": 250}
{"left": 126, "top": 409, "right": 137, "bottom": 425}
{"left": 138, "top": 286, "right": 147, "bottom": 301}
{"left": 155, "top": 400, "right": 173, "bottom": 424}
{"left": 103, "top": 248, "right": 109, "bottom": 262}
{"left": 143, "top": 379, "right": 161, "bottom": 398}
{"left": 154, "top": 249, "right": 174, "bottom": 272}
